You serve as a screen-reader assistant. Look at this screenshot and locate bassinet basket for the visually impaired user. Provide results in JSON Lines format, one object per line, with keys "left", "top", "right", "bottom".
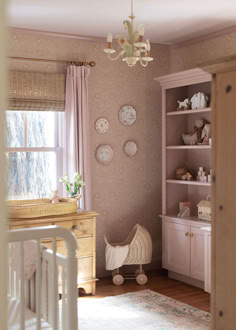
{"left": 7, "top": 198, "right": 78, "bottom": 219}
{"left": 123, "top": 224, "right": 152, "bottom": 265}
{"left": 105, "top": 224, "right": 152, "bottom": 286}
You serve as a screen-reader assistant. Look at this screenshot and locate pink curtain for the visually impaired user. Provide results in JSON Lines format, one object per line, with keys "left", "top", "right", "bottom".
{"left": 65, "top": 65, "right": 91, "bottom": 210}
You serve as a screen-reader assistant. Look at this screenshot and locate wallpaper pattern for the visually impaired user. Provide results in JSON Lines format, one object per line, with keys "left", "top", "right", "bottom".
{"left": 171, "top": 31, "right": 236, "bottom": 72}
{"left": 9, "top": 31, "right": 170, "bottom": 276}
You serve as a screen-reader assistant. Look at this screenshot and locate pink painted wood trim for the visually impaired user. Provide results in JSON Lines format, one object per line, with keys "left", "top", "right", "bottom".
{"left": 171, "top": 25, "right": 236, "bottom": 49}
{"left": 155, "top": 68, "right": 212, "bottom": 89}
{"left": 162, "top": 88, "right": 167, "bottom": 215}
{"left": 160, "top": 215, "right": 211, "bottom": 228}
{"left": 9, "top": 27, "right": 107, "bottom": 43}
{"left": 167, "top": 107, "right": 211, "bottom": 116}
{"left": 166, "top": 179, "right": 211, "bottom": 187}
{"left": 166, "top": 145, "right": 211, "bottom": 150}
{"left": 8, "top": 27, "right": 167, "bottom": 47}
{"left": 9, "top": 24, "right": 236, "bottom": 47}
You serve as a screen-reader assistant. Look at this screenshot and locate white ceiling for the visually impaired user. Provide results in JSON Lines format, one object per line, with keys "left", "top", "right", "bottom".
{"left": 7, "top": 0, "right": 236, "bottom": 45}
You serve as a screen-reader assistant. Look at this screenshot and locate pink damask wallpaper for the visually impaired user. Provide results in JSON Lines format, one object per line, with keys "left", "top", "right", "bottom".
{"left": 171, "top": 31, "right": 236, "bottom": 72}
{"left": 8, "top": 30, "right": 170, "bottom": 276}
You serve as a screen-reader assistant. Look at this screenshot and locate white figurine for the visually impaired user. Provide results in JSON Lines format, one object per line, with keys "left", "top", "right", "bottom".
{"left": 177, "top": 98, "right": 191, "bottom": 111}
{"left": 182, "top": 119, "right": 205, "bottom": 145}
{"left": 201, "top": 123, "right": 211, "bottom": 144}
{"left": 51, "top": 190, "right": 60, "bottom": 204}
{"left": 191, "top": 92, "right": 208, "bottom": 109}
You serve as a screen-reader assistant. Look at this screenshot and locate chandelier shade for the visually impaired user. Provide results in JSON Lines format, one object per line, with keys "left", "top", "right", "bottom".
{"left": 103, "top": 0, "right": 154, "bottom": 67}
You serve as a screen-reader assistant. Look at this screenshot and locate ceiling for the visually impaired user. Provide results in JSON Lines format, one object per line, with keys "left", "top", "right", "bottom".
{"left": 7, "top": 0, "right": 236, "bottom": 45}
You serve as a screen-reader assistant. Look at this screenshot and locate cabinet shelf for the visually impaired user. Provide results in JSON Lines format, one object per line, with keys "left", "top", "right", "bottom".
{"left": 166, "top": 179, "right": 211, "bottom": 187}
{"left": 167, "top": 145, "right": 211, "bottom": 150}
{"left": 167, "top": 107, "right": 211, "bottom": 116}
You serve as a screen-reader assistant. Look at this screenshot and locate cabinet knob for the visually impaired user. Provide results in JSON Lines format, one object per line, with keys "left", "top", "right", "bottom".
{"left": 71, "top": 224, "right": 79, "bottom": 231}
{"left": 190, "top": 233, "right": 194, "bottom": 237}
{"left": 185, "top": 232, "right": 189, "bottom": 236}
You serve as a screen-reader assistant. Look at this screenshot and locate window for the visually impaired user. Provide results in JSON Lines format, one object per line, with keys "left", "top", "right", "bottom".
{"left": 6, "top": 111, "right": 63, "bottom": 200}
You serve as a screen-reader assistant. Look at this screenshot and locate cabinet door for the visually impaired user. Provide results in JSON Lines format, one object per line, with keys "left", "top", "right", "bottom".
{"left": 190, "top": 227, "right": 205, "bottom": 281}
{"left": 162, "top": 221, "right": 191, "bottom": 276}
{"left": 204, "top": 233, "right": 211, "bottom": 293}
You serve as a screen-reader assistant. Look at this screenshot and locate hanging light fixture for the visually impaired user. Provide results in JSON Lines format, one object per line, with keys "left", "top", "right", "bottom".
{"left": 104, "top": 0, "right": 154, "bottom": 67}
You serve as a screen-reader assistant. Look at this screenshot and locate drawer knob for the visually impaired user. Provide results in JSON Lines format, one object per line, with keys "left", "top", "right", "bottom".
{"left": 72, "top": 224, "right": 79, "bottom": 231}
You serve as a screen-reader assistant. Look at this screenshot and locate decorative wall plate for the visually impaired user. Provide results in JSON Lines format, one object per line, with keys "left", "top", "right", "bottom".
{"left": 119, "top": 105, "right": 136, "bottom": 126}
{"left": 95, "top": 118, "right": 109, "bottom": 134}
{"left": 95, "top": 145, "right": 113, "bottom": 165}
{"left": 124, "top": 140, "right": 138, "bottom": 157}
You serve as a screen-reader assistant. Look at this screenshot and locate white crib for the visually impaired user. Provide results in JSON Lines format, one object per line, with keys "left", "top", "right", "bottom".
{"left": 8, "top": 225, "right": 78, "bottom": 330}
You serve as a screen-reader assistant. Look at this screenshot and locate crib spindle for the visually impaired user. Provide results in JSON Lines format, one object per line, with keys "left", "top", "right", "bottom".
{"left": 25, "top": 280, "right": 30, "bottom": 308}
{"left": 20, "top": 241, "right": 25, "bottom": 330}
{"left": 9, "top": 263, "right": 14, "bottom": 297}
{"left": 42, "top": 257, "right": 47, "bottom": 321}
{"left": 52, "top": 237, "right": 58, "bottom": 330}
{"left": 36, "top": 239, "right": 42, "bottom": 330}
{"left": 61, "top": 265, "right": 66, "bottom": 329}
{"left": 30, "top": 274, "right": 35, "bottom": 312}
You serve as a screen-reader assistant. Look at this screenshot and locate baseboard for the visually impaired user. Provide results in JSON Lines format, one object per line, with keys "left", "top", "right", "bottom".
{"left": 168, "top": 271, "right": 204, "bottom": 289}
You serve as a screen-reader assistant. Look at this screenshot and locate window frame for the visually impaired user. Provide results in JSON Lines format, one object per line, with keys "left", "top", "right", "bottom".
{"left": 6, "top": 111, "right": 64, "bottom": 198}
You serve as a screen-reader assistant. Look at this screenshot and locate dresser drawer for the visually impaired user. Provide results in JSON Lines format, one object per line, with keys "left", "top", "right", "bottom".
{"left": 77, "top": 237, "right": 93, "bottom": 257}
{"left": 11, "top": 217, "right": 94, "bottom": 238}
{"left": 42, "top": 236, "right": 93, "bottom": 257}
{"left": 78, "top": 257, "right": 93, "bottom": 280}
{"left": 47, "top": 219, "right": 94, "bottom": 237}
{"left": 71, "top": 219, "right": 94, "bottom": 237}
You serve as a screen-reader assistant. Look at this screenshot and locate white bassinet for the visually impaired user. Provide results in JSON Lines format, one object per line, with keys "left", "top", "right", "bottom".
{"left": 105, "top": 224, "right": 152, "bottom": 285}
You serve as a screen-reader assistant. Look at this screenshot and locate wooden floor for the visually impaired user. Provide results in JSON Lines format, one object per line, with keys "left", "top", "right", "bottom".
{"left": 80, "top": 270, "right": 210, "bottom": 313}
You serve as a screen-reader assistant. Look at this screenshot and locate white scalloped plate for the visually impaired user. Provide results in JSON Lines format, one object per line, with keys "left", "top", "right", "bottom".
{"left": 124, "top": 140, "right": 138, "bottom": 157}
{"left": 95, "top": 118, "right": 109, "bottom": 134}
{"left": 95, "top": 145, "right": 113, "bottom": 165}
{"left": 119, "top": 105, "right": 136, "bottom": 126}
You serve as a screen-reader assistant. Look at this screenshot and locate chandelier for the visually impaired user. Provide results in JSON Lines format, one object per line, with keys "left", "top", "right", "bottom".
{"left": 103, "top": 0, "right": 153, "bottom": 67}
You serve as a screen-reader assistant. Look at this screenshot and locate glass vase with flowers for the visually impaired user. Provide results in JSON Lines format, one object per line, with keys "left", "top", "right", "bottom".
{"left": 59, "top": 172, "right": 85, "bottom": 202}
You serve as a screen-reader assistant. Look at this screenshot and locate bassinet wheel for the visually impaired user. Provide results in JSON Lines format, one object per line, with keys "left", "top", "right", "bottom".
{"left": 113, "top": 274, "right": 124, "bottom": 286}
{"left": 136, "top": 273, "right": 148, "bottom": 285}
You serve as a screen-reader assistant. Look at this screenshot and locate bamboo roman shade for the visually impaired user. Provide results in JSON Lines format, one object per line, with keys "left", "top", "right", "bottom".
{"left": 8, "top": 71, "right": 65, "bottom": 111}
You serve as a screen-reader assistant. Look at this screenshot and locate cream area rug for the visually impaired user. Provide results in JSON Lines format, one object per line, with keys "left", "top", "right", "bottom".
{"left": 79, "top": 289, "right": 211, "bottom": 330}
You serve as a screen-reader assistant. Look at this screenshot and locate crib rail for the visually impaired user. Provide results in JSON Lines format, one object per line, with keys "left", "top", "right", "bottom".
{"left": 8, "top": 225, "right": 78, "bottom": 330}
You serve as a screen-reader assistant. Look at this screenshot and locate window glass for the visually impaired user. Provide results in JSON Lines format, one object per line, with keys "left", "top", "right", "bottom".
{"left": 6, "top": 111, "right": 24, "bottom": 147}
{"left": 27, "top": 111, "right": 57, "bottom": 147}
{"left": 7, "top": 151, "right": 57, "bottom": 200}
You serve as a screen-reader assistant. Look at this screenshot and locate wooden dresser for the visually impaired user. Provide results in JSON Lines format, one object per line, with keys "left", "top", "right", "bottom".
{"left": 9, "top": 211, "right": 98, "bottom": 295}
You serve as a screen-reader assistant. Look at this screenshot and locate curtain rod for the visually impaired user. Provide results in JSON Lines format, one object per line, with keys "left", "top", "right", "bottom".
{"left": 8, "top": 56, "right": 96, "bottom": 67}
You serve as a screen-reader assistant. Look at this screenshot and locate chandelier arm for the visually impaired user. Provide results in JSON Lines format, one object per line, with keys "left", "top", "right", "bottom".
{"left": 139, "top": 56, "right": 149, "bottom": 67}
{"left": 108, "top": 50, "right": 126, "bottom": 61}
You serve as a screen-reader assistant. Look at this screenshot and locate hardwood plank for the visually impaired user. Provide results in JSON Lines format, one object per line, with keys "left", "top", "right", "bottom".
{"left": 80, "top": 271, "right": 210, "bottom": 313}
